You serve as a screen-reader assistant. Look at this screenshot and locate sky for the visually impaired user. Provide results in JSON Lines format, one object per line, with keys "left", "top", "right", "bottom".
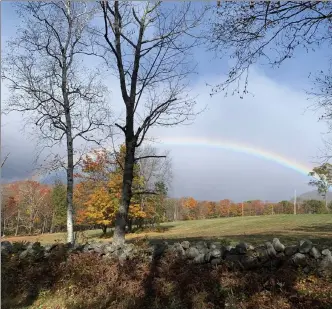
{"left": 1, "top": 2, "right": 331, "bottom": 202}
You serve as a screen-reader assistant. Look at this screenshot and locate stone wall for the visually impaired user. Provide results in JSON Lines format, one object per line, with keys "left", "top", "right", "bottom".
{"left": 1, "top": 238, "right": 331, "bottom": 277}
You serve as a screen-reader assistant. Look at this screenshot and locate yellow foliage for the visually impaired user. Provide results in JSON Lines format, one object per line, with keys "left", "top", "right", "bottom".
{"left": 84, "top": 187, "right": 118, "bottom": 225}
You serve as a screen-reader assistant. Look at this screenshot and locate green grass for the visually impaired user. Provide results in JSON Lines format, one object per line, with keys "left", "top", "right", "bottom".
{"left": 4, "top": 214, "right": 332, "bottom": 247}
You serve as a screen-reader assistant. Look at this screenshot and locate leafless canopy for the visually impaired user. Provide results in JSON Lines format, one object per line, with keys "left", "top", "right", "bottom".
{"left": 2, "top": 1, "right": 111, "bottom": 171}
{"left": 136, "top": 144, "right": 172, "bottom": 191}
{"left": 97, "top": 1, "right": 204, "bottom": 146}
{"left": 308, "top": 64, "right": 332, "bottom": 162}
{"left": 208, "top": 1, "right": 332, "bottom": 96}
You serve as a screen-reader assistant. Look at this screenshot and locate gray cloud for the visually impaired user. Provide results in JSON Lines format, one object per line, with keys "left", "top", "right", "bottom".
{"left": 1, "top": 3, "right": 327, "bottom": 201}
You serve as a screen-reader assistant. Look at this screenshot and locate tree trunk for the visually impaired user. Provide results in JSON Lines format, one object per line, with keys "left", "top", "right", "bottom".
{"left": 66, "top": 136, "right": 74, "bottom": 244}
{"left": 50, "top": 210, "right": 55, "bottom": 233}
{"left": 127, "top": 219, "right": 133, "bottom": 233}
{"left": 325, "top": 194, "right": 329, "bottom": 212}
{"left": 113, "top": 139, "right": 135, "bottom": 245}
{"left": 15, "top": 209, "right": 20, "bottom": 236}
{"left": 62, "top": 45, "right": 75, "bottom": 244}
{"left": 102, "top": 225, "right": 107, "bottom": 235}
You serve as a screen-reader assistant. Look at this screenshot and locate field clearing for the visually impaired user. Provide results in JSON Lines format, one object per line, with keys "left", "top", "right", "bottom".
{"left": 4, "top": 214, "right": 332, "bottom": 247}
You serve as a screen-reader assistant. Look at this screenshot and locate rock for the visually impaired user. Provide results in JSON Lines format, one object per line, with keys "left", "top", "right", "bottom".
{"left": 241, "top": 255, "right": 259, "bottom": 269}
{"left": 198, "top": 247, "right": 209, "bottom": 255}
{"left": 209, "top": 244, "right": 217, "bottom": 250}
{"left": 196, "top": 241, "right": 207, "bottom": 250}
{"left": 303, "top": 266, "right": 311, "bottom": 274}
{"left": 211, "top": 258, "right": 222, "bottom": 265}
{"left": 225, "top": 254, "right": 241, "bottom": 263}
{"left": 153, "top": 243, "right": 167, "bottom": 258}
{"left": 276, "top": 252, "right": 285, "bottom": 259}
{"left": 118, "top": 252, "right": 128, "bottom": 263}
{"left": 181, "top": 241, "right": 190, "bottom": 249}
{"left": 123, "top": 243, "right": 135, "bottom": 254}
{"left": 309, "top": 247, "right": 321, "bottom": 259}
{"left": 44, "top": 245, "right": 52, "bottom": 252}
{"left": 272, "top": 238, "right": 285, "bottom": 252}
{"left": 186, "top": 247, "right": 199, "bottom": 259}
{"left": 104, "top": 244, "right": 116, "bottom": 253}
{"left": 29, "top": 242, "right": 41, "bottom": 250}
{"left": 236, "top": 242, "right": 250, "bottom": 254}
{"left": 263, "top": 258, "right": 283, "bottom": 269}
{"left": 93, "top": 244, "right": 106, "bottom": 254}
{"left": 285, "top": 245, "right": 298, "bottom": 256}
{"left": 211, "top": 249, "right": 222, "bottom": 258}
{"left": 292, "top": 253, "right": 308, "bottom": 267}
{"left": 318, "top": 254, "right": 332, "bottom": 277}
{"left": 1, "top": 241, "right": 12, "bottom": 253}
{"left": 19, "top": 249, "right": 30, "bottom": 259}
{"left": 225, "top": 245, "right": 233, "bottom": 253}
{"left": 265, "top": 242, "right": 277, "bottom": 257}
{"left": 299, "top": 240, "right": 313, "bottom": 254}
{"left": 193, "top": 253, "right": 205, "bottom": 264}
{"left": 255, "top": 246, "right": 270, "bottom": 263}
{"left": 49, "top": 243, "right": 59, "bottom": 252}
{"left": 204, "top": 252, "right": 212, "bottom": 262}
{"left": 172, "top": 243, "right": 185, "bottom": 256}
{"left": 209, "top": 242, "right": 222, "bottom": 250}
{"left": 322, "top": 249, "right": 331, "bottom": 256}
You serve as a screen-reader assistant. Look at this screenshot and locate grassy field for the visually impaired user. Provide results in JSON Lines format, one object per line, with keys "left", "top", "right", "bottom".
{"left": 4, "top": 214, "right": 332, "bottom": 247}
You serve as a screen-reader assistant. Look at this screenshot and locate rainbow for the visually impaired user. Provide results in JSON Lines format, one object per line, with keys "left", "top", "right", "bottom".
{"left": 158, "top": 136, "right": 316, "bottom": 178}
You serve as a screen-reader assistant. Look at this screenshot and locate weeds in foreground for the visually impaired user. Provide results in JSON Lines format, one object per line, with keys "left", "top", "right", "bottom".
{"left": 2, "top": 248, "right": 332, "bottom": 309}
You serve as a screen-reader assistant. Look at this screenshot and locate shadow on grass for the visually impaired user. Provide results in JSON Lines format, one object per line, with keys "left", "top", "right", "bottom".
{"left": 129, "top": 232, "right": 332, "bottom": 249}
{"left": 85, "top": 226, "right": 176, "bottom": 242}
{"left": 290, "top": 223, "right": 332, "bottom": 233}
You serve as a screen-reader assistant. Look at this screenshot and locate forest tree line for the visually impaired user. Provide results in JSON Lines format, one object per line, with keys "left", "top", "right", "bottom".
{"left": 2, "top": 144, "right": 330, "bottom": 237}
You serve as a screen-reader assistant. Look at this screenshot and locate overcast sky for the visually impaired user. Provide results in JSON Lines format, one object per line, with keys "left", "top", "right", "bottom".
{"left": 1, "top": 2, "right": 331, "bottom": 202}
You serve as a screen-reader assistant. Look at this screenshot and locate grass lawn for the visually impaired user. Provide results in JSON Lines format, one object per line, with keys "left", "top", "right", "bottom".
{"left": 4, "top": 214, "right": 332, "bottom": 247}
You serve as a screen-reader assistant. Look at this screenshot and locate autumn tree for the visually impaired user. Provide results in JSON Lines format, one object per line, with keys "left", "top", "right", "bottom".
{"left": 1, "top": 185, "right": 19, "bottom": 236}
{"left": 98, "top": 1, "right": 204, "bottom": 244}
{"left": 181, "top": 197, "right": 198, "bottom": 220}
{"left": 302, "top": 199, "right": 326, "bottom": 214}
{"left": 148, "top": 181, "right": 169, "bottom": 224}
{"left": 218, "top": 199, "right": 232, "bottom": 217}
{"left": 50, "top": 180, "right": 67, "bottom": 232}
{"left": 278, "top": 200, "right": 294, "bottom": 214}
{"left": 309, "top": 163, "right": 332, "bottom": 212}
{"left": 2, "top": 2, "right": 110, "bottom": 244}
{"left": 229, "top": 203, "right": 242, "bottom": 217}
{"left": 209, "top": 1, "right": 332, "bottom": 95}
{"left": 84, "top": 187, "right": 117, "bottom": 235}
{"left": 75, "top": 144, "right": 157, "bottom": 234}
{"left": 2, "top": 181, "right": 51, "bottom": 235}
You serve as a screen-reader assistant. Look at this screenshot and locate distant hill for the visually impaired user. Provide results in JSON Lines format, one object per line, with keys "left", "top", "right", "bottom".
{"left": 296, "top": 190, "right": 332, "bottom": 202}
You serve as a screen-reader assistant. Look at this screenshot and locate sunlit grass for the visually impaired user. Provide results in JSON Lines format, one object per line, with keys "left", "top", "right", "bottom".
{"left": 4, "top": 214, "right": 332, "bottom": 247}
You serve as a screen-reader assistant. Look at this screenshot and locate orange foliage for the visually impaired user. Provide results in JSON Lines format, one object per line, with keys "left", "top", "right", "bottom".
{"left": 74, "top": 144, "right": 147, "bottom": 227}
{"left": 181, "top": 197, "right": 198, "bottom": 220}
{"left": 229, "top": 203, "right": 242, "bottom": 217}
{"left": 218, "top": 199, "right": 232, "bottom": 217}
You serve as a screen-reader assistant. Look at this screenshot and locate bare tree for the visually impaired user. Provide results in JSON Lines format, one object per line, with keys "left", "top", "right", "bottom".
{"left": 2, "top": 1, "right": 111, "bottom": 243}
{"left": 208, "top": 1, "right": 332, "bottom": 95}
{"left": 136, "top": 144, "right": 172, "bottom": 193}
{"left": 1, "top": 153, "right": 10, "bottom": 168}
{"left": 98, "top": 1, "right": 204, "bottom": 244}
{"left": 307, "top": 65, "right": 332, "bottom": 161}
